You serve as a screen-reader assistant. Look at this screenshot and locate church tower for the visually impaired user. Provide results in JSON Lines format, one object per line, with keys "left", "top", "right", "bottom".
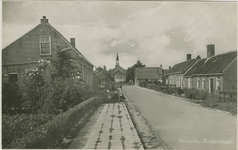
{"left": 116, "top": 52, "right": 119, "bottom": 66}
{"left": 111, "top": 51, "right": 127, "bottom": 83}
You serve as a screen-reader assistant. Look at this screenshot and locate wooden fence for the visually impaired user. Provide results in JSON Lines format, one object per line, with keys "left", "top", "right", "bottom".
{"left": 218, "top": 91, "right": 237, "bottom": 102}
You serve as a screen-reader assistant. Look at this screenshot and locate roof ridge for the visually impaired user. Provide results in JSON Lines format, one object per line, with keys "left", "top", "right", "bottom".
{"left": 209, "top": 49, "right": 237, "bottom": 58}
{"left": 174, "top": 58, "right": 197, "bottom": 66}
{"left": 47, "top": 23, "right": 94, "bottom": 66}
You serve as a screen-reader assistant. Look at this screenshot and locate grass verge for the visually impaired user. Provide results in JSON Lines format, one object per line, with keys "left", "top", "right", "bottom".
{"left": 124, "top": 99, "right": 168, "bottom": 149}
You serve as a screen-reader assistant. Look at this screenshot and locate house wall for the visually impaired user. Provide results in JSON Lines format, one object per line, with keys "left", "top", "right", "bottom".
{"left": 183, "top": 77, "right": 193, "bottom": 89}
{"left": 2, "top": 22, "right": 95, "bottom": 90}
{"left": 185, "top": 75, "right": 223, "bottom": 95}
{"left": 168, "top": 74, "right": 183, "bottom": 88}
{"left": 223, "top": 58, "right": 237, "bottom": 92}
{"left": 114, "top": 72, "right": 126, "bottom": 83}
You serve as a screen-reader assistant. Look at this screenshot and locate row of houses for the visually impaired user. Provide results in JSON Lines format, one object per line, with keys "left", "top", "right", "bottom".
{"left": 2, "top": 16, "right": 98, "bottom": 90}
{"left": 135, "top": 44, "right": 237, "bottom": 96}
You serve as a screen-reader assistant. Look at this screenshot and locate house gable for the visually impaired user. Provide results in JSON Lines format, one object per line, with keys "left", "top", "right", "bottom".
{"left": 111, "top": 64, "right": 127, "bottom": 75}
{"left": 2, "top": 17, "right": 94, "bottom": 68}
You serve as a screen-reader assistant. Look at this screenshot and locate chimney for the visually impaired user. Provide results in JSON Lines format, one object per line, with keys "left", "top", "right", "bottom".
{"left": 70, "top": 38, "right": 75, "bottom": 48}
{"left": 160, "top": 64, "right": 162, "bottom": 69}
{"left": 169, "top": 66, "right": 171, "bottom": 69}
{"left": 187, "top": 54, "right": 191, "bottom": 61}
{"left": 207, "top": 44, "right": 215, "bottom": 58}
{"left": 41, "top": 16, "right": 48, "bottom": 23}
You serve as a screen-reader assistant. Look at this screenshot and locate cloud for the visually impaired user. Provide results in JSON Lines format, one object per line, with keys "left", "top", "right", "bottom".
{"left": 2, "top": 2, "right": 237, "bottom": 70}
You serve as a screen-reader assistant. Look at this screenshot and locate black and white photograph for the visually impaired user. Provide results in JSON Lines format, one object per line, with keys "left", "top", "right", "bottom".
{"left": 1, "top": 1, "right": 237, "bottom": 149}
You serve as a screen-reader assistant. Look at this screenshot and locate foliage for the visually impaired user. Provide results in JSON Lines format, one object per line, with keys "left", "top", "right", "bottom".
{"left": 36, "top": 78, "right": 87, "bottom": 114}
{"left": 176, "top": 88, "right": 184, "bottom": 96}
{"left": 2, "top": 113, "right": 54, "bottom": 148}
{"left": 23, "top": 45, "right": 87, "bottom": 114}
{"left": 2, "top": 81, "right": 23, "bottom": 114}
{"left": 50, "top": 46, "right": 82, "bottom": 80}
{"left": 23, "top": 59, "right": 50, "bottom": 112}
{"left": 10, "top": 95, "right": 106, "bottom": 149}
{"left": 139, "top": 80, "right": 147, "bottom": 87}
{"left": 126, "top": 60, "right": 146, "bottom": 82}
{"left": 95, "top": 66, "right": 114, "bottom": 85}
{"left": 184, "top": 88, "right": 208, "bottom": 100}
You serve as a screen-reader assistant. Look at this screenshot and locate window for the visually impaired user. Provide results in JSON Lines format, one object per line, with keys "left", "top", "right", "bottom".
{"left": 178, "top": 77, "right": 181, "bottom": 87}
{"left": 40, "top": 36, "right": 51, "bottom": 55}
{"left": 216, "top": 77, "right": 220, "bottom": 90}
{"left": 202, "top": 77, "right": 205, "bottom": 89}
{"left": 197, "top": 78, "right": 200, "bottom": 89}
{"left": 9, "top": 73, "right": 18, "bottom": 83}
{"left": 188, "top": 78, "right": 191, "bottom": 88}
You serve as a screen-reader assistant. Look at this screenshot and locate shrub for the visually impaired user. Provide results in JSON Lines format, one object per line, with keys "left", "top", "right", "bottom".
{"left": 35, "top": 78, "right": 87, "bottom": 114}
{"left": 23, "top": 46, "right": 88, "bottom": 114}
{"left": 176, "top": 88, "right": 184, "bottom": 96}
{"left": 10, "top": 95, "right": 106, "bottom": 149}
{"left": 2, "top": 113, "right": 54, "bottom": 148}
{"left": 184, "top": 88, "right": 208, "bottom": 100}
{"left": 139, "top": 80, "right": 147, "bottom": 87}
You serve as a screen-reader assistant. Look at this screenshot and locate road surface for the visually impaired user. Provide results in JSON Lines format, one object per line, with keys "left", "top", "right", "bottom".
{"left": 123, "top": 86, "right": 237, "bottom": 150}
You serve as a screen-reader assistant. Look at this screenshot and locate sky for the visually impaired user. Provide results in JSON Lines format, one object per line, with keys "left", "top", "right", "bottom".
{"left": 2, "top": 1, "right": 237, "bottom": 70}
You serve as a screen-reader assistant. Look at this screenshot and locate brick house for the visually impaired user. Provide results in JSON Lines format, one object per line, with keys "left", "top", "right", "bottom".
{"left": 183, "top": 45, "right": 237, "bottom": 95}
{"left": 134, "top": 67, "right": 163, "bottom": 86}
{"left": 110, "top": 52, "right": 127, "bottom": 83}
{"left": 2, "top": 16, "right": 96, "bottom": 90}
{"left": 165, "top": 54, "right": 200, "bottom": 89}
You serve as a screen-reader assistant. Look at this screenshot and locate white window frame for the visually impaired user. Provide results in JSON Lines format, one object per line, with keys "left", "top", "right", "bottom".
{"left": 202, "top": 77, "right": 205, "bottom": 89}
{"left": 188, "top": 78, "right": 191, "bottom": 88}
{"left": 40, "top": 36, "right": 51, "bottom": 55}
{"left": 216, "top": 76, "right": 220, "bottom": 90}
{"left": 197, "top": 78, "right": 200, "bottom": 89}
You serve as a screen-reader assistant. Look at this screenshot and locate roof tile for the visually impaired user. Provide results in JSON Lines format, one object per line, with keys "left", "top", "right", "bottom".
{"left": 184, "top": 50, "right": 237, "bottom": 76}
{"left": 135, "top": 67, "right": 163, "bottom": 80}
{"left": 167, "top": 59, "right": 198, "bottom": 75}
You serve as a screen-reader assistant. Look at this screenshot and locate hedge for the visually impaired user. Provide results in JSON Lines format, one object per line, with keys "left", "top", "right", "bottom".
{"left": 2, "top": 113, "right": 54, "bottom": 148}
{"left": 10, "top": 95, "right": 105, "bottom": 149}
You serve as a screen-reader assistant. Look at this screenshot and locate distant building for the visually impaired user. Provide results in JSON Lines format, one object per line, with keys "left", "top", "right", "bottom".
{"left": 2, "top": 16, "right": 96, "bottom": 90}
{"left": 165, "top": 54, "right": 200, "bottom": 89}
{"left": 110, "top": 52, "right": 127, "bottom": 83}
{"left": 184, "top": 45, "right": 237, "bottom": 95}
{"left": 135, "top": 67, "right": 163, "bottom": 86}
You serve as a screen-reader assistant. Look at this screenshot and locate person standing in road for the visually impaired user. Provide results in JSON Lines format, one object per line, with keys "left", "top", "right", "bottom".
{"left": 117, "top": 85, "right": 123, "bottom": 102}
{"left": 106, "top": 89, "right": 111, "bottom": 101}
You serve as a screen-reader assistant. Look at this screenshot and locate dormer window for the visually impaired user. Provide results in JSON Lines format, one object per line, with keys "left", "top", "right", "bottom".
{"left": 40, "top": 36, "right": 51, "bottom": 55}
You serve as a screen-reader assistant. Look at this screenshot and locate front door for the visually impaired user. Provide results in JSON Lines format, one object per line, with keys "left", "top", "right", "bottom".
{"left": 210, "top": 79, "right": 213, "bottom": 94}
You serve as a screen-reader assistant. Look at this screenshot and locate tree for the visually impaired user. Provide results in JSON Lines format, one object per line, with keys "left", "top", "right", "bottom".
{"left": 95, "top": 66, "right": 114, "bottom": 89}
{"left": 23, "top": 45, "right": 87, "bottom": 114}
{"left": 126, "top": 60, "right": 146, "bottom": 82}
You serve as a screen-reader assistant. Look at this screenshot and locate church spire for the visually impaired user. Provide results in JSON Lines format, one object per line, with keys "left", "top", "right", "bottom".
{"left": 116, "top": 51, "right": 119, "bottom": 65}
